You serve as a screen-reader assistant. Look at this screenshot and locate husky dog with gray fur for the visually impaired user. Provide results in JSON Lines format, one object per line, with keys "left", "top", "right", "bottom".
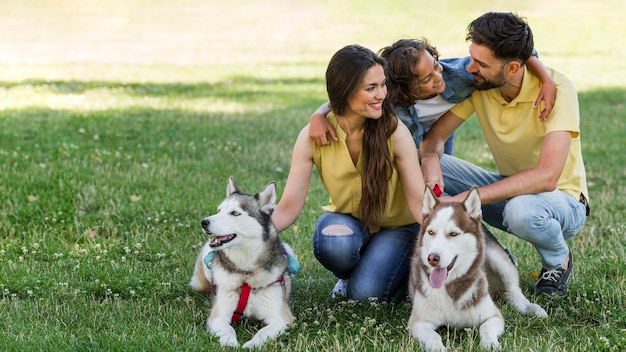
{"left": 408, "top": 186, "right": 547, "bottom": 351}
{"left": 190, "top": 176, "right": 296, "bottom": 349}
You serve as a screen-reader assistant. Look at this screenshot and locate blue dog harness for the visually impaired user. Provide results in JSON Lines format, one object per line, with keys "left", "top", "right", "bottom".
{"left": 203, "top": 251, "right": 301, "bottom": 274}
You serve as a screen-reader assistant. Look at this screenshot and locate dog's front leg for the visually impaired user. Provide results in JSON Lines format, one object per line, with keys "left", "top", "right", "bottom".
{"left": 242, "top": 320, "right": 288, "bottom": 349}
{"left": 409, "top": 318, "right": 446, "bottom": 352}
{"left": 478, "top": 315, "right": 504, "bottom": 351}
{"left": 207, "top": 317, "right": 239, "bottom": 347}
{"left": 242, "top": 300, "right": 293, "bottom": 349}
{"left": 207, "top": 298, "right": 239, "bottom": 347}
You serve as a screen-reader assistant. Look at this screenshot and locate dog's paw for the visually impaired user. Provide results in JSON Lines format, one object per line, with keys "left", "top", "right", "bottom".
{"left": 411, "top": 323, "right": 447, "bottom": 352}
{"left": 480, "top": 339, "right": 501, "bottom": 351}
{"left": 219, "top": 335, "right": 239, "bottom": 348}
{"left": 415, "top": 334, "right": 447, "bottom": 352}
{"left": 422, "top": 343, "right": 447, "bottom": 352}
{"left": 525, "top": 303, "right": 548, "bottom": 318}
{"left": 209, "top": 321, "right": 239, "bottom": 347}
{"left": 242, "top": 338, "right": 263, "bottom": 349}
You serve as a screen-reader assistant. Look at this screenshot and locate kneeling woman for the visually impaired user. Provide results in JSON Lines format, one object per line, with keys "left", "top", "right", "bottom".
{"left": 272, "top": 44, "right": 426, "bottom": 302}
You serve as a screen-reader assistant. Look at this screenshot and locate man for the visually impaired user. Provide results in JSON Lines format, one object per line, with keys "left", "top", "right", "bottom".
{"left": 420, "top": 12, "right": 589, "bottom": 296}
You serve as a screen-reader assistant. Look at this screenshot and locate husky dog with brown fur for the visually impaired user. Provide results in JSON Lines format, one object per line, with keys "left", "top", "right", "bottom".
{"left": 408, "top": 186, "right": 547, "bottom": 351}
{"left": 190, "top": 176, "right": 297, "bottom": 349}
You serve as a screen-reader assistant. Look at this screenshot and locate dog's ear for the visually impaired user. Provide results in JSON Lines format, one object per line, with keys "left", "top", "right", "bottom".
{"left": 257, "top": 181, "right": 277, "bottom": 214}
{"left": 463, "top": 186, "right": 482, "bottom": 220}
{"left": 227, "top": 176, "right": 239, "bottom": 196}
{"left": 422, "top": 185, "right": 438, "bottom": 216}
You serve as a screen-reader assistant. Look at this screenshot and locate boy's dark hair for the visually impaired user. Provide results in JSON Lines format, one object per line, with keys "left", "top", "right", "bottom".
{"left": 378, "top": 38, "right": 440, "bottom": 107}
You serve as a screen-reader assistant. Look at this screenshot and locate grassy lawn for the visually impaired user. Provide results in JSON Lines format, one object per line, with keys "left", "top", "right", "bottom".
{"left": 0, "top": 0, "right": 624, "bottom": 351}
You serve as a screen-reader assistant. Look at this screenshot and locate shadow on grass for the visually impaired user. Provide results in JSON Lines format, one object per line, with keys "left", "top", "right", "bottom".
{"left": 0, "top": 76, "right": 325, "bottom": 100}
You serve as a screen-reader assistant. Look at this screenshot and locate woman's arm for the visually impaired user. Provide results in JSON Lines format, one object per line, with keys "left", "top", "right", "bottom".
{"left": 393, "top": 120, "right": 425, "bottom": 225}
{"left": 272, "top": 126, "right": 315, "bottom": 232}
{"left": 526, "top": 55, "right": 556, "bottom": 121}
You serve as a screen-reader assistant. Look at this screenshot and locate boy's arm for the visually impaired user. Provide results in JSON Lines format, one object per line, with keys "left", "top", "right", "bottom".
{"left": 309, "top": 102, "right": 337, "bottom": 147}
{"left": 526, "top": 55, "right": 555, "bottom": 121}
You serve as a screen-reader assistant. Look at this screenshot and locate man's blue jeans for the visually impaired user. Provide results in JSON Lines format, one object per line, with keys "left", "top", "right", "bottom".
{"left": 439, "top": 154, "right": 587, "bottom": 269}
{"left": 312, "top": 212, "right": 419, "bottom": 302}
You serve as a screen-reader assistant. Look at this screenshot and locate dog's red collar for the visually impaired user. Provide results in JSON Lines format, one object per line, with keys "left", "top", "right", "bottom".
{"left": 231, "top": 283, "right": 251, "bottom": 324}
{"left": 231, "top": 277, "right": 285, "bottom": 324}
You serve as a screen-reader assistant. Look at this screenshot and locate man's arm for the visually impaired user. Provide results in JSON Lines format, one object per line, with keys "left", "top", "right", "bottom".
{"left": 448, "top": 131, "right": 572, "bottom": 204}
{"left": 309, "top": 102, "right": 337, "bottom": 146}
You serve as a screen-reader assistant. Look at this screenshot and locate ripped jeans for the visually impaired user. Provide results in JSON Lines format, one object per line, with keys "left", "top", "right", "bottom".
{"left": 312, "top": 212, "right": 420, "bottom": 303}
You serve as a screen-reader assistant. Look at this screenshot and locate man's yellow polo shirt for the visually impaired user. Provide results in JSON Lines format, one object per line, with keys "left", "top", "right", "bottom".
{"left": 312, "top": 113, "right": 416, "bottom": 232}
{"left": 450, "top": 66, "right": 588, "bottom": 200}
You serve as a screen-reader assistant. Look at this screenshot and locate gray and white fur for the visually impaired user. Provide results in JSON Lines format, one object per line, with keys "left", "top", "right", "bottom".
{"left": 190, "top": 176, "right": 296, "bottom": 349}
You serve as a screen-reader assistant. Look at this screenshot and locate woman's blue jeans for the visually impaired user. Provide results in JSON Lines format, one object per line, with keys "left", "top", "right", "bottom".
{"left": 312, "top": 212, "right": 420, "bottom": 303}
{"left": 439, "top": 154, "right": 588, "bottom": 269}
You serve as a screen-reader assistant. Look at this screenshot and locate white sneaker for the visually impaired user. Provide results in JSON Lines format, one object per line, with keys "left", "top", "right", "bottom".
{"left": 330, "top": 279, "right": 348, "bottom": 298}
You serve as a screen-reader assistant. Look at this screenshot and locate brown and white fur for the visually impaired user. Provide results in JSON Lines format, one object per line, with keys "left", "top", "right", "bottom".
{"left": 190, "top": 176, "right": 296, "bottom": 349}
{"left": 408, "top": 186, "right": 547, "bottom": 351}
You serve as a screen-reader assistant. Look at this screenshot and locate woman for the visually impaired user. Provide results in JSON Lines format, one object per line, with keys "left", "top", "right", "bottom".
{"left": 271, "top": 45, "right": 425, "bottom": 303}
{"left": 310, "top": 38, "right": 555, "bottom": 154}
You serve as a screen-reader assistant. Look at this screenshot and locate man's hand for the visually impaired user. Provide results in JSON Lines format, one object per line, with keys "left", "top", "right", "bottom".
{"left": 420, "top": 154, "right": 444, "bottom": 196}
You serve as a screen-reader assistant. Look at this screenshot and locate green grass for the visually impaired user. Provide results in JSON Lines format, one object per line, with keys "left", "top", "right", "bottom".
{"left": 0, "top": 0, "right": 625, "bottom": 351}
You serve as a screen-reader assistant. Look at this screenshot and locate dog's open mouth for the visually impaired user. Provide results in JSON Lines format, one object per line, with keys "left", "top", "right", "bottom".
{"left": 208, "top": 234, "right": 237, "bottom": 248}
{"left": 429, "top": 256, "right": 457, "bottom": 289}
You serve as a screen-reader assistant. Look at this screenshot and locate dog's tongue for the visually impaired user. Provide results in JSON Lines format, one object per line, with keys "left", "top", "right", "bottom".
{"left": 209, "top": 234, "right": 234, "bottom": 247}
{"left": 429, "top": 267, "right": 448, "bottom": 288}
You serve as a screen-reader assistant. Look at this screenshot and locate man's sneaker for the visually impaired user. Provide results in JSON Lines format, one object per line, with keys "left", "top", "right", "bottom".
{"left": 533, "top": 250, "right": 573, "bottom": 296}
{"left": 330, "top": 279, "right": 348, "bottom": 298}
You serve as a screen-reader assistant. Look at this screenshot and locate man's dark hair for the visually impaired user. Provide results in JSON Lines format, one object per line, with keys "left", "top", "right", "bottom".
{"left": 466, "top": 12, "right": 534, "bottom": 64}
